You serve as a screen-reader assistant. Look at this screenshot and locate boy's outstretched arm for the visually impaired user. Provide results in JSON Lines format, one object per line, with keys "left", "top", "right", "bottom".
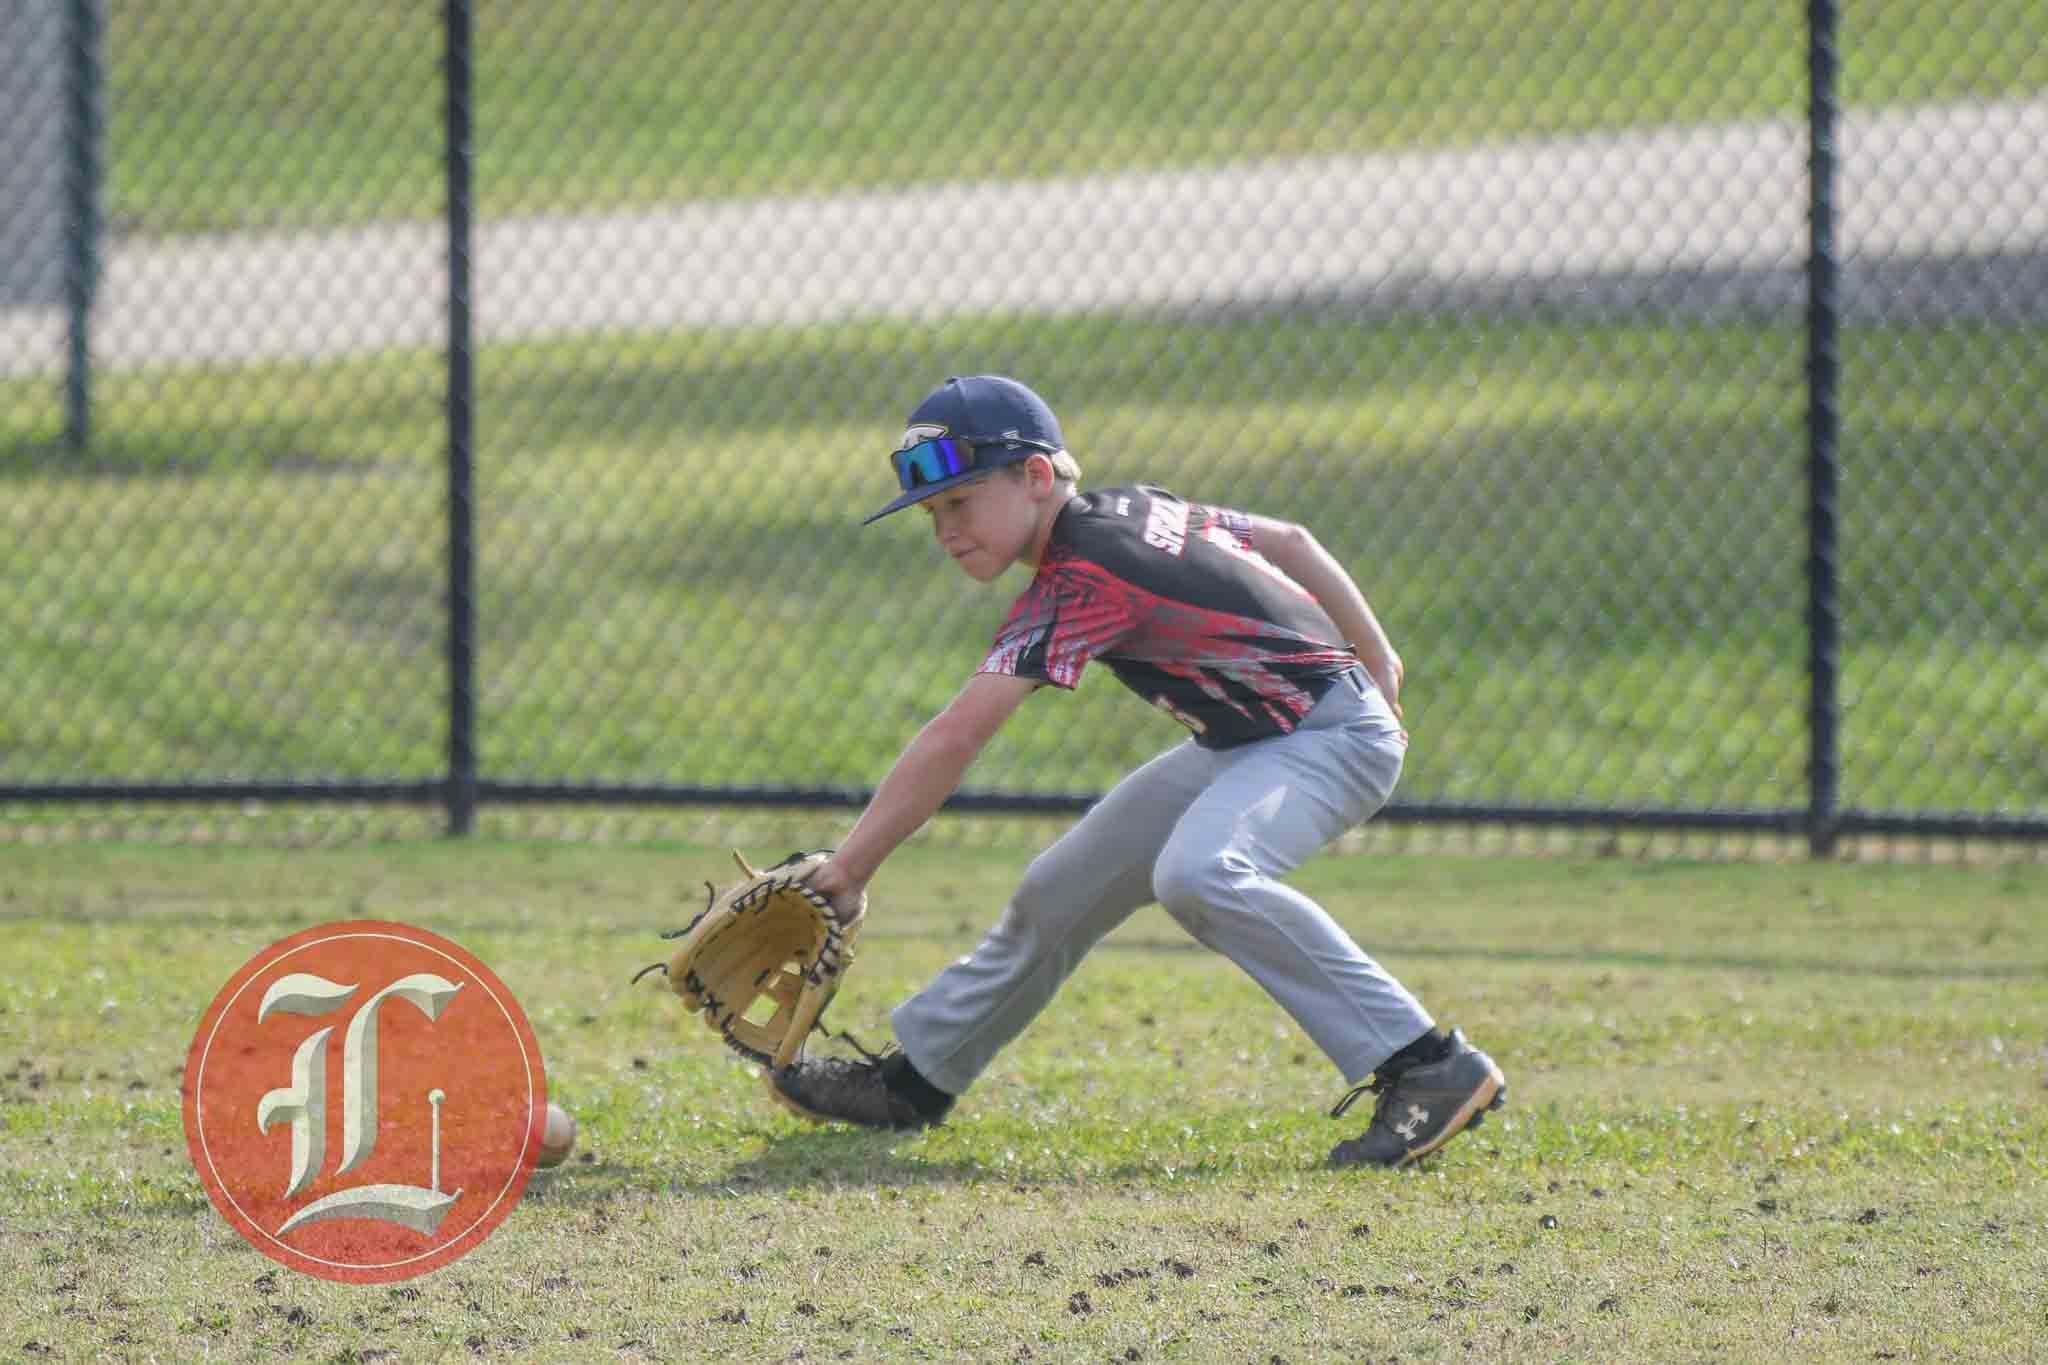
{"left": 1246, "top": 514, "right": 1404, "bottom": 722}
{"left": 805, "top": 671, "right": 1039, "bottom": 920}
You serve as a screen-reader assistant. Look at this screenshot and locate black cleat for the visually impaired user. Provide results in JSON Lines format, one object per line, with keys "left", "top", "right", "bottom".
{"left": 770, "top": 1055, "right": 946, "bottom": 1130}
{"left": 1328, "top": 1029, "right": 1506, "bottom": 1169}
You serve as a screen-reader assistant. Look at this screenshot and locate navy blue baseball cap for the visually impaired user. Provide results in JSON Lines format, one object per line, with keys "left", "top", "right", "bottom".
{"left": 862, "top": 375, "right": 1066, "bottom": 525}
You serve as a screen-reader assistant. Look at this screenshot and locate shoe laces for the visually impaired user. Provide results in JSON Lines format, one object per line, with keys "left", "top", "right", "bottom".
{"left": 1329, "top": 1071, "right": 1392, "bottom": 1121}
{"left": 1329, "top": 1047, "right": 1435, "bottom": 1120}
{"left": 826, "top": 1028, "right": 895, "bottom": 1065}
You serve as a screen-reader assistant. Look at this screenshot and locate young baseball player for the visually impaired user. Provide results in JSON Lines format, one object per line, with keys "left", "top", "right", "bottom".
{"left": 777, "top": 375, "right": 1505, "bottom": 1168}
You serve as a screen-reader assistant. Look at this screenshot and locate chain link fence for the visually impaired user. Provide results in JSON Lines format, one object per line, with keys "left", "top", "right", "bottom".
{"left": 3, "top": 2, "right": 2044, "bottom": 855}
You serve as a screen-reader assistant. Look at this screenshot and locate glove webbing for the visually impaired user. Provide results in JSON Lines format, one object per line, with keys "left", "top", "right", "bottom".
{"left": 631, "top": 860, "right": 856, "bottom": 1060}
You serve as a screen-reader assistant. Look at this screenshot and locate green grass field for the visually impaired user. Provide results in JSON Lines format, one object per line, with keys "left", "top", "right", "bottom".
{"left": 3, "top": 841, "right": 2044, "bottom": 1360}
{"left": 105, "top": 0, "right": 2048, "bottom": 234}
{"left": 5, "top": 311, "right": 2045, "bottom": 817}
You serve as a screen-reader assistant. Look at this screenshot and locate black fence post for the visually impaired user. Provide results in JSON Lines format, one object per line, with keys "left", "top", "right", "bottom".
{"left": 1805, "top": 0, "right": 1843, "bottom": 858}
{"left": 443, "top": 0, "right": 478, "bottom": 836}
{"left": 62, "top": 0, "right": 101, "bottom": 454}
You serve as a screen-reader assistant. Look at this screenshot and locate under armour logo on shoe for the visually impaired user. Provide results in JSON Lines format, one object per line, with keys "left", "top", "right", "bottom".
{"left": 1393, "top": 1104, "right": 1430, "bottom": 1140}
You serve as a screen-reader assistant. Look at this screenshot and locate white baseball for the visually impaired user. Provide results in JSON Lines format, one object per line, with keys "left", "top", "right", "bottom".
{"left": 536, "top": 1101, "right": 577, "bottom": 1169}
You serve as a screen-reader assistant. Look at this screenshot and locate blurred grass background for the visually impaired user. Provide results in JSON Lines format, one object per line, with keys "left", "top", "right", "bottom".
{"left": 4, "top": 0, "right": 2042, "bottom": 833}
{"left": 5, "top": 312, "right": 2044, "bottom": 811}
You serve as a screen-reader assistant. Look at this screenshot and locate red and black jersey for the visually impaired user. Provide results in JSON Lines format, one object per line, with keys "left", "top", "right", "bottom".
{"left": 980, "top": 486, "right": 1358, "bottom": 749}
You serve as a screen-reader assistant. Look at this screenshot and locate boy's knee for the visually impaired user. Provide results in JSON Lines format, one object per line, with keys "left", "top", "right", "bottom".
{"left": 1152, "top": 845, "right": 1245, "bottom": 921}
{"left": 1011, "top": 851, "right": 1066, "bottom": 913}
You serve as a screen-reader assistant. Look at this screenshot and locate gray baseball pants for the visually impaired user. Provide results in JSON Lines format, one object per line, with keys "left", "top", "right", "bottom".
{"left": 892, "top": 669, "right": 1433, "bottom": 1096}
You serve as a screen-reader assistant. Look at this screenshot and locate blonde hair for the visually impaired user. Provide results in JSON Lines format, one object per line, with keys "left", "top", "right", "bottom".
{"left": 1004, "top": 448, "right": 1082, "bottom": 488}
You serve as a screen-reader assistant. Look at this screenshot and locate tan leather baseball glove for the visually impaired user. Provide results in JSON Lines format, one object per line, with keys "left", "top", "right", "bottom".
{"left": 635, "top": 849, "right": 860, "bottom": 1078}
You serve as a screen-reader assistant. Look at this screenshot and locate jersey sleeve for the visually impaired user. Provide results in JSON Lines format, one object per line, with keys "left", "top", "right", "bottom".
{"left": 979, "top": 560, "right": 1138, "bottom": 689}
{"left": 1196, "top": 502, "right": 1256, "bottom": 552}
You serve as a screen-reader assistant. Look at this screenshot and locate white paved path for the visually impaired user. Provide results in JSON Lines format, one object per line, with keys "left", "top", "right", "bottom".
{"left": 3, "top": 97, "right": 2044, "bottom": 376}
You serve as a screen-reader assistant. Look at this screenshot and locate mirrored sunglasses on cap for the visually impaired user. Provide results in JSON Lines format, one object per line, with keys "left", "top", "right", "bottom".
{"left": 890, "top": 434, "right": 1059, "bottom": 493}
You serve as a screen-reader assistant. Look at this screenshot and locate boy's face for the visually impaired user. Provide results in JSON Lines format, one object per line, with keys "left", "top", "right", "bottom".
{"left": 920, "top": 465, "right": 1047, "bottom": 582}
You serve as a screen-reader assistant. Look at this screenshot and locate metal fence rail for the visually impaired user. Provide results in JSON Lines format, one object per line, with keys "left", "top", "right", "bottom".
{"left": 3, "top": 1, "right": 2044, "bottom": 854}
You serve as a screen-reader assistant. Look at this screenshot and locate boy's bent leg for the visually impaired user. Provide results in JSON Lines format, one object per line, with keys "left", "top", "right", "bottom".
{"left": 891, "top": 740, "right": 1216, "bottom": 1096}
{"left": 1152, "top": 695, "right": 1430, "bottom": 1085}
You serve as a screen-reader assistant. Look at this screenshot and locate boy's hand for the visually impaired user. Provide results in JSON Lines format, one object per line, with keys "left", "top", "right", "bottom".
{"left": 802, "top": 857, "right": 870, "bottom": 926}
{"left": 1369, "top": 664, "right": 1401, "bottom": 715}
{"left": 1358, "top": 655, "right": 1404, "bottom": 733}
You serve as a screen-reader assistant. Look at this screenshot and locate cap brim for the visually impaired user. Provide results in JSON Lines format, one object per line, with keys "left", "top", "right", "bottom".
{"left": 860, "top": 450, "right": 1030, "bottom": 525}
